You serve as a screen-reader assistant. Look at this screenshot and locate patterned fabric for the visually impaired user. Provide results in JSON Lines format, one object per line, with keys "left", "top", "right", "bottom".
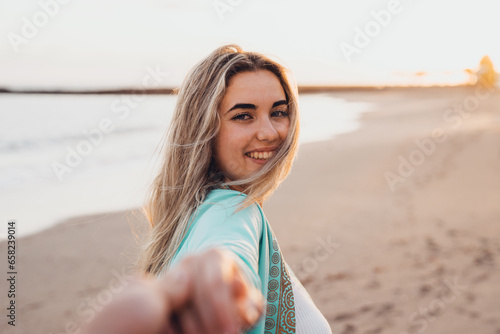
{"left": 264, "top": 232, "right": 296, "bottom": 334}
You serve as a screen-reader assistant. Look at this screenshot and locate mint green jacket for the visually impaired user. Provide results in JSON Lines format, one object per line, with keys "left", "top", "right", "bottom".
{"left": 166, "top": 188, "right": 296, "bottom": 333}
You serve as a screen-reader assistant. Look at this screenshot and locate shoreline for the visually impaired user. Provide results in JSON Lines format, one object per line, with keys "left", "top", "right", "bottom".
{"left": 0, "top": 84, "right": 476, "bottom": 95}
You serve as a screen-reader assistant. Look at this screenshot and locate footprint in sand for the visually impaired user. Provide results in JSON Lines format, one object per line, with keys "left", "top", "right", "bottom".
{"left": 455, "top": 306, "right": 481, "bottom": 319}
{"left": 339, "top": 324, "right": 356, "bottom": 334}
{"left": 472, "top": 272, "right": 490, "bottom": 283}
{"left": 359, "top": 304, "right": 374, "bottom": 313}
{"left": 465, "top": 292, "right": 476, "bottom": 303}
{"left": 474, "top": 248, "right": 495, "bottom": 266}
{"left": 365, "top": 279, "right": 381, "bottom": 289}
{"left": 326, "top": 271, "right": 351, "bottom": 281}
{"left": 425, "top": 236, "right": 440, "bottom": 254}
{"left": 419, "top": 283, "right": 433, "bottom": 297}
{"left": 333, "top": 311, "right": 357, "bottom": 322}
{"left": 374, "top": 302, "right": 395, "bottom": 316}
{"left": 364, "top": 327, "right": 383, "bottom": 334}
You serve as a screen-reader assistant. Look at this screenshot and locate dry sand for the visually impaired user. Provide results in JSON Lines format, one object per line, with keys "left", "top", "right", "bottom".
{"left": 1, "top": 86, "right": 499, "bottom": 334}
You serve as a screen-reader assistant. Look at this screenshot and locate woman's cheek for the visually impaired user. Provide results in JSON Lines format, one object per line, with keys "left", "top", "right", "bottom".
{"left": 276, "top": 122, "right": 290, "bottom": 137}
{"left": 232, "top": 128, "right": 252, "bottom": 146}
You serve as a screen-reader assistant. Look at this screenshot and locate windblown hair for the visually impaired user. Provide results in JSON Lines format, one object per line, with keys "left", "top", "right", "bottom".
{"left": 137, "top": 44, "right": 300, "bottom": 276}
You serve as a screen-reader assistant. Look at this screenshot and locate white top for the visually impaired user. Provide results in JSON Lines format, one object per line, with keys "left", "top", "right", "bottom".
{"left": 286, "top": 262, "right": 332, "bottom": 334}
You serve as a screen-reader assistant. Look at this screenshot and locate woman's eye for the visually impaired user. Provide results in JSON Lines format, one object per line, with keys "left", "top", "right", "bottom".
{"left": 232, "top": 113, "right": 251, "bottom": 121}
{"left": 272, "top": 110, "right": 289, "bottom": 117}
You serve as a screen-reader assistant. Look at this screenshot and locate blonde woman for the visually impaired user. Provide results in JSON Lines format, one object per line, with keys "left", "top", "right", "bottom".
{"left": 137, "top": 44, "right": 332, "bottom": 333}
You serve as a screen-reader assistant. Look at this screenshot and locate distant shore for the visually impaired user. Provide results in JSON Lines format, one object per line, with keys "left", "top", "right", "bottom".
{"left": 0, "top": 84, "right": 474, "bottom": 95}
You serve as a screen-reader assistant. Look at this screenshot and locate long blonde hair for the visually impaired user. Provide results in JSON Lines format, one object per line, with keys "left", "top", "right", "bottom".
{"left": 137, "top": 44, "right": 300, "bottom": 276}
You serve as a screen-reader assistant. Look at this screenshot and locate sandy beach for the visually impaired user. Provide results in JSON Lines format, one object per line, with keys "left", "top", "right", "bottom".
{"left": 2, "top": 86, "right": 499, "bottom": 334}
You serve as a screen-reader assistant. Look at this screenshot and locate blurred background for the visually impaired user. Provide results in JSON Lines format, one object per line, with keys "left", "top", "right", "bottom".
{"left": 1, "top": 0, "right": 499, "bottom": 333}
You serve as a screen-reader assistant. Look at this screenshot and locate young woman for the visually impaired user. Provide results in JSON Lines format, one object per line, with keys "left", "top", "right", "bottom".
{"left": 138, "top": 44, "right": 332, "bottom": 333}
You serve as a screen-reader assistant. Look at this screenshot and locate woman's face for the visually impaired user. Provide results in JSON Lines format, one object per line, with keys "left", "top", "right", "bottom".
{"left": 214, "top": 69, "right": 290, "bottom": 182}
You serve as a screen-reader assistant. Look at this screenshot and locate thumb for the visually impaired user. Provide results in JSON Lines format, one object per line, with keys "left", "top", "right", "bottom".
{"left": 231, "top": 268, "right": 265, "bottom": 329}
{"left": 155, "top": 267, "right": 193, "bottom": 311}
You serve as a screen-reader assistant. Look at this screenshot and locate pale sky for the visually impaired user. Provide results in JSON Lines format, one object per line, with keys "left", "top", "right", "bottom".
{"left": 0, "top": 0, "right": 498, "bottom": 89}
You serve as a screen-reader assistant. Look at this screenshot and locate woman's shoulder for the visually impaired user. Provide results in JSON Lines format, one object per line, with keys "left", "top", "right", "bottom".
{"left": 190, "top": 189, "right": 264, "bottom": 232}
{"left": 177, "top": 188, "right": 265, "bottom": 271}
{"left": 179, "top": 188, "right": 267, "bottom": 290}
{"left": 175, "top": 188, "right": 265, "bottom": 253}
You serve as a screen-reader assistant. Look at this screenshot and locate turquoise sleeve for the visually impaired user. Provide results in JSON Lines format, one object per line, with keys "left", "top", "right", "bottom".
{"left": 182, "top": 196, "right": 263, "bottom": 290}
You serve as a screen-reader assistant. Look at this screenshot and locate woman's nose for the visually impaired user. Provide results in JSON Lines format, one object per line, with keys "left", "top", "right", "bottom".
{"left": 256, "top": 117, "right": 279, "bottom": 142}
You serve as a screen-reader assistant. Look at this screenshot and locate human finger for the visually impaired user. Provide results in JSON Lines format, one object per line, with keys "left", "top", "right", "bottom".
{"left": 193, "top": 248, "right": 240, "bottom": 334}
{"left": 232, "top": 270, "right": 265, "bottom": 329}
{"left": 175, "top": 304, "right": 206, "bottom": 334}
{"left": 155, "top": 258, "right": 194, "bottom": 311}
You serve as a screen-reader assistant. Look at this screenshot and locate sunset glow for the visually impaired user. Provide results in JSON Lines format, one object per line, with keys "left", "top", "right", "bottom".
{"left": 0, "top": 0, "right": 498, "bottom": 88}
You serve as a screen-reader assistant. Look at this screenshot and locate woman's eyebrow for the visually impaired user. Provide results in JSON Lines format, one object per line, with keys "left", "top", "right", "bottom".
{"left": 226, "top": 103, "right": 256, "bottom": 114}
{"left": 272, "top": 100, "right": 287, "bottom": 108}
{"left": 226, "top": 100, "right": 288, "bottom": 115}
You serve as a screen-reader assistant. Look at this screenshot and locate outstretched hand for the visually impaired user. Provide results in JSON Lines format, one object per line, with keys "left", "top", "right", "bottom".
{"left": 82, "top": 247, "right": 264, "bottom": 334}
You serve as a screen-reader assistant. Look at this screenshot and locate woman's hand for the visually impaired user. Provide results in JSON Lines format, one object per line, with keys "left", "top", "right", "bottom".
{"left": 81, "top": 247, "right": 264, "bottom": 334}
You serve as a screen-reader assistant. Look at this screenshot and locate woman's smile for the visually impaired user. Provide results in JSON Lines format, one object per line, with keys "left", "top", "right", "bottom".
{"left": 244, "top": 146, "right": 278, "bottom": 164}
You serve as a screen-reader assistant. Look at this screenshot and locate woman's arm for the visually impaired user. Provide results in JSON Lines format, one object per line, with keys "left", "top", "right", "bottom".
{"left": 181, "top": 196, "right": 264, "bottom": 291}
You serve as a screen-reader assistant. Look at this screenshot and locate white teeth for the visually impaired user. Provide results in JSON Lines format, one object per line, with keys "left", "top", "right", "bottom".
{"left": 247, "top": 151, "right": 274, "bottom": 160}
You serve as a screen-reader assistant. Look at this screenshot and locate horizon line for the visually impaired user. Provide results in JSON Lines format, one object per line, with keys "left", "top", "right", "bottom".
{"left": 0, "top": 83, "right": 477, "bottom": 95}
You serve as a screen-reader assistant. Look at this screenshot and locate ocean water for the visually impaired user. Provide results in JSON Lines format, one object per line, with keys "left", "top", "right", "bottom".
{"left": 0, "top": 93, "right": 371, "bottom": 239}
